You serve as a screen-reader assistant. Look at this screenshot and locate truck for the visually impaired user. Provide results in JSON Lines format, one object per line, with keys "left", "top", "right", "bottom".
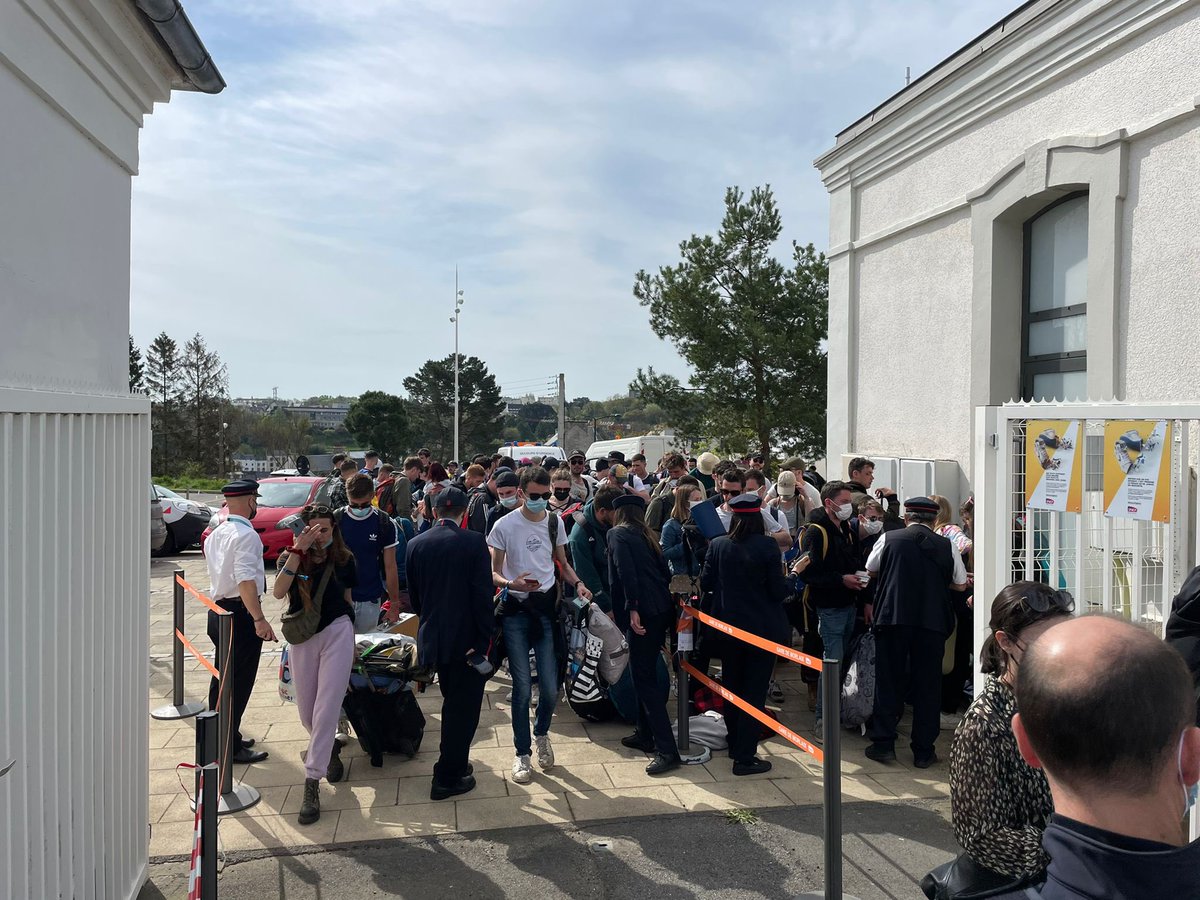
{"left": 585, "top": 434, "right": 679, "bottom": 466}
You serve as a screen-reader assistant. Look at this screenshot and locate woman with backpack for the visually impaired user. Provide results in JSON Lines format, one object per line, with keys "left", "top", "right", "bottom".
{"left": 607, "top": 493, "right": 681, "bottom": 775}
{"left": 934, "top": 582, "right": 1072, "bottom": 895}
{"left": 272, "top": 505, "right": 358, "bottom": 826}
{"left": 700, "top": 493, "right": 789, "bottom": 775}
{"left": 660, "top": 483, "right": 704, "bottom": 581}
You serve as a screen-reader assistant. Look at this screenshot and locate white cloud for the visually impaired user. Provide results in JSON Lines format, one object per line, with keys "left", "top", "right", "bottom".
{"left": 132, "top": 0, "right": 1016, "bottom": 400}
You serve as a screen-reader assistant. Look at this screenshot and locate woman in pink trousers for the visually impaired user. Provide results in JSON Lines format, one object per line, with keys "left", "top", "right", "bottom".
{"left": 273, "top": 504, "right": 357, "bottom": 825}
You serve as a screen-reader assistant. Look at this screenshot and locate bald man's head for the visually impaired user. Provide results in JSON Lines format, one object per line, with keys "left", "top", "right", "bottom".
{"left": 1017, "top": 615, "right": 1193, "bottom": 795}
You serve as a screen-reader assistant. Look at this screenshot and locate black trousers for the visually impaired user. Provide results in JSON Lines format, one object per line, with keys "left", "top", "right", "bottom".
{"left": 207, "top": 600, "right": 263, "bottom": 751}
{"left": 628, "top": 611, "right": 679, "bottom": 758}
{"left": 869, "top": 624, "right": 945, "bottom": 756}
{"left": 720, "top": 641, "right": 775, "bottom": 763}
{"left": 433, "top": 662, "right": 487, "bottom": 785}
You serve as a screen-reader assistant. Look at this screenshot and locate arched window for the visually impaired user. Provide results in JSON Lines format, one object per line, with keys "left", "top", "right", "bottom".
{"left": 1021, "top": 193, "right": 1088, "bottom": 401}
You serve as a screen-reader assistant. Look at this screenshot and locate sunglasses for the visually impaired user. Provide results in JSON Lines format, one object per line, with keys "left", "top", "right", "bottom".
{"left": 1024, "top": 588, "right": 1075, "bottom": 613}
{"left": 525, "top": 491, "right": 552, "bottom": 501}
{"left": 348, "top": 501, "right": 373, "bottom": 509}
{"left": 720, "top": 489, "right": 740, "bottom": 497}
{"left": 301, "top": 504, "right": 335, "bottom": 519}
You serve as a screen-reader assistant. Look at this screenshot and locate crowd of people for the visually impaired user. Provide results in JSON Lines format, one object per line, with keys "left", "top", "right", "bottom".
{"left": 200, "top": 445, "right": 1200, "bottom": 899}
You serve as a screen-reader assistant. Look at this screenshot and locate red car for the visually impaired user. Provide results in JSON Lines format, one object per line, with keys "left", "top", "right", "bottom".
{"left": 201, "top": 476, "right": 325, "bottom": 563}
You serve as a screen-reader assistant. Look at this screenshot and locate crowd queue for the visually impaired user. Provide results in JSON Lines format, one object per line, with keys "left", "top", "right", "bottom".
{"left": 202, "top": 445, "right": 1200, "bottom": 899}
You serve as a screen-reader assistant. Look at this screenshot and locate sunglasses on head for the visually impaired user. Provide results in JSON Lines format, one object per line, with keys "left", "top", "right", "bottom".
{"left": 1024, "top": 588, "right": 1075, "bottom": 613}
{"left": 301, "top": 504, "right": 334, "bottom": 519}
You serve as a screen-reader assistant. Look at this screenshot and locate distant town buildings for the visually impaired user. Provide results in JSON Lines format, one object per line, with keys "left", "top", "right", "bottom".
{"left": 231, "top": 397, "right": 350, "bottom": 429}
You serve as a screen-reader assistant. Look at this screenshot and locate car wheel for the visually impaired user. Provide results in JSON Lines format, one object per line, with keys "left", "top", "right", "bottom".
{"left": 154, "top": 527, "right": 178, "bottom": 558}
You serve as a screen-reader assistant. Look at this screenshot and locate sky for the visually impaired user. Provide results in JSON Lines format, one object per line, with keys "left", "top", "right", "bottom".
{"left": 131, "top": 0, "right": 1017, "bottom": 402}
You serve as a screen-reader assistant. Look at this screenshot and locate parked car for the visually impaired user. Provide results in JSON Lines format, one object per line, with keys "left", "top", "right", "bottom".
{"left": 153, "top": 485, "right": 214, "bottom": 556}
{"left": 150, "top": 484, "right": 168, "bottom": 555}
{"left": 201, "top": 476, "right": 323, "bottom": 563}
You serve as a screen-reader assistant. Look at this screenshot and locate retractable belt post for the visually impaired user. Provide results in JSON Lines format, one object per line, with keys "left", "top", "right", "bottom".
{"left": 194, "top": 711, "right": 218, "bottom": 806}
{"left": 199, "top": 761, "right": 219, "bottom": 900}
{"left": 212, "top": 608, "right": 261, "bottom": 815}
{"left": 673, "top": 603, "right": 710, "bottom": 765}
{"left": 150, "top": 568, "right": 206, "bottom": 720}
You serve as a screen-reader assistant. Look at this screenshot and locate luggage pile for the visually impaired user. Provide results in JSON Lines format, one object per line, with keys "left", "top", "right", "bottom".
{"left": 342, "top": 632, "right": 432, "bottom": 767}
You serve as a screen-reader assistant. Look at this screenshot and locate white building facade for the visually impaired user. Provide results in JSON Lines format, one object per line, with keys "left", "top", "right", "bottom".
{"left": 814, "top": 0, "right": 1200, "bottom": 496}
{"left": 0, "top": 2, "right": 221, "bottom": 898}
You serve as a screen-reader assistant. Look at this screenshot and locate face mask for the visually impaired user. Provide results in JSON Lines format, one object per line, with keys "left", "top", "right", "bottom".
{"left": 321, "top": 538, "right": 333, "bottom": 549}
{"left": 553, "top": 488, "right": 571, "bottom": 501}
{"left": 347, "top": 506, "right": 372, "bottom": 519}
{"left": 862, "top": 519, "right": 884, "bottom": 535}
{"left": 1178, "top": 731, "right": 1198, "bottom": 819}
{"left": 524, "top": 498, "right": 549, "bottom": 514}
{"left": 688, "top": 500, "right": 703, "bottom": 509}
{"left": 247, "top": 505, "right": 258, "bottom": 521}
{"left": 498, "top": 495, "right": 519, "bottom": 509}
{"left": 835, "top": 502, "right": 854, "bottom": 522}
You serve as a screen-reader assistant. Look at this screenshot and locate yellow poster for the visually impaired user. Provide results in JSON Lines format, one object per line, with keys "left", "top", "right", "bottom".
{"left": 1103, "top": 420, "right": 1172, "bottom": 523}
{"left": 1025, "top": 420, "right": 1083, "bottom": 512}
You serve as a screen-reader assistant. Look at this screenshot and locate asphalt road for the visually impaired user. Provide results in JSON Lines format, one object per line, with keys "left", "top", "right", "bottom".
{"left": 141, "top": 800, "right": 955, "bottom": 899}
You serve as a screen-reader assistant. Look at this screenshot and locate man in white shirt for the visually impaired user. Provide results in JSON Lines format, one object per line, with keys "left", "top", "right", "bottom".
{"left": 205, "top": 480, "right": 276, "bottom": 764}
{"left": 566, "top": 449, "right": 596, "bottom": 503}
{"left": 715, "top": 469, "right": 793, "bottom": 551}
{"left": 488, "top": 466, "right": 592, "bottom": 785}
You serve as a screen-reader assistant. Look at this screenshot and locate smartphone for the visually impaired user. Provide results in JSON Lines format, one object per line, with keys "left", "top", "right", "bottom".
{"left": 467, "top": 652, "right": 494, "bottom": 676}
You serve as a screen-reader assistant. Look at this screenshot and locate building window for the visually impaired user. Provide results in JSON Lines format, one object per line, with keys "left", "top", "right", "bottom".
{"left": 1021, "top": 193, "right": 1088, "bottom": 401}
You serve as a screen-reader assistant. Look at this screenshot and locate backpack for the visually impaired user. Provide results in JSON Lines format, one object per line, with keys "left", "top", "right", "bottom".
{"left": 840, "top": 630, "right": 876, "bottom": 728}
{"left": 376, "top": 480, "right": 397, "bottom": 516}
{"left": 565, "top": 600, "right": 618, "bottom": 722}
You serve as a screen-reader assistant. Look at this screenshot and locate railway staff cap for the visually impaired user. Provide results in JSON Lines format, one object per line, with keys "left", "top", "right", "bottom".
{"left": 612, "top": 493, "right": 646, "bottom": 511}
{"left": 221, "top": 479, "right": 260, "bottom": 497}
{"left": 904, "top": 496, "right": 940, "bottom": 515}
{"left": 728, "top": 493, "right": 762, "bottom": 513}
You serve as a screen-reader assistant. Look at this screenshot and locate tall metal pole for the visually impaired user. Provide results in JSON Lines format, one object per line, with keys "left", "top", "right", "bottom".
{"left": 557, "top": 373, "right": 566, "bottom": 451}
{"left": 453, "top": 268, "right": 463, "bottom": 464}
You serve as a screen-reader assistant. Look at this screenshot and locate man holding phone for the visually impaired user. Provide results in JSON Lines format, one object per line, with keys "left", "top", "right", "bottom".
{"left": 406, "top": 486, "right": 495, "bottom": 801}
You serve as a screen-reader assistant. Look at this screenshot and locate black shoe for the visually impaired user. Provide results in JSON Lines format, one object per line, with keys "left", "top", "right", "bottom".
{"left": 621, "top": 733, "right": 656, "bottom": 753}
{"left": 913, "top": 752, "right": 939, "bottom": 769}
{"left": 646, "top": 753, "right": 682, "bottom": 776}
{"left": 732, "top": 758, "right": 773, "bottom": 776}
{"left": 297, "top": 778, "right": 320, "bottom": 825}
{"left": 242, "top": 738, "right": 255, "bottom": 749}
{"left": 430, "top": 774, "right": 477, "bottom": 801}
{"left": 232, "top": 747, "right": 269, "bottom": 764}
{"left": 327, "top": 742, "right": 345, "bottom": 783}
{"left": 864, "top": 743, "right": 896, "bottom": 763}
{"left": 464, "top": 763, "right": 474, "bottom": 777}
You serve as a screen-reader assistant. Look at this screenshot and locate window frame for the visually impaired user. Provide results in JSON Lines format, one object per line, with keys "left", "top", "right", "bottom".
{"left": 1020, "top": 191, "right": 1089, "bottom": 401}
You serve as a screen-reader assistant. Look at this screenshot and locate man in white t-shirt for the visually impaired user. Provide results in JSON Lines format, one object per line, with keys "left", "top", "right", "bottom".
{"left": 566, "top": 450, "right": 596, "bottom": 502}
{"left": 766, "top": 456, "right": 822, "bottom": 516}
{"left": 487, "top": 466, "right": 592, "bottom": 785}
{"left": 715, "top": 469, "right": 793, "bottom": 551}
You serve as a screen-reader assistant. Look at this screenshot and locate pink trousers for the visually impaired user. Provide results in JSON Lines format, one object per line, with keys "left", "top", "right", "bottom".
{"left": 289, "top": 615, "right": 355, "bottom": 780}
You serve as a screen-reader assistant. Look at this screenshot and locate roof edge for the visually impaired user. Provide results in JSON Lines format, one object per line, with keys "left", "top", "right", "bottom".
{"left": 133, "top": 0, "right": 224, "bottom": 94}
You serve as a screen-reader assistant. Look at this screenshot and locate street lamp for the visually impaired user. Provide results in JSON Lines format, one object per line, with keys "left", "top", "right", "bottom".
{"left": 451, "top": 269, "right": 465, "bottom": 463}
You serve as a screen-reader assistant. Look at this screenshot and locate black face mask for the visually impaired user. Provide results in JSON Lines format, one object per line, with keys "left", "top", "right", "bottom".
{"left": 553, "top": 488, "right": 571, "bottom": 501}
{"left": 247, "top": 504, "right": 258, "bottom": 521}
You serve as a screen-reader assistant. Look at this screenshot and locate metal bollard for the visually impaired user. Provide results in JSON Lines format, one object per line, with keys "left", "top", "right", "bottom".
{"left": 675, "top": 607, "right": 710, "bottom": 765}
{"left": 199, "top": 762, "right": 219, "bottom": 900}
{"left": 193, "top": 711, "right": 218, "bottom": 807}
{"left": 213, "top": 610, "right": 261, "bottom": 815}
{"left": 821, "top": 657, "right": 844, "bottom": 900}
{"left": 151, "top": 569, "right": 205, "bottom": 720}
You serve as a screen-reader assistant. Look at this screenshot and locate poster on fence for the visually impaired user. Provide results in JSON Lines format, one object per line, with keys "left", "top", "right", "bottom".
{"left": 1103, "top": 420, "right": 1172, "bottom": 522}
{"left": 1025, "top": 420, "right": 1084, "bottom": 512}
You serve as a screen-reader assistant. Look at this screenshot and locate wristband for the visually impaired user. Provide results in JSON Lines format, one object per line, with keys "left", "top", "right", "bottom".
{"left": 253, "top": 616, "right": 266, "bottom": 624}
{"left": 281, "top": 567, "right": 297, "bottom": 577}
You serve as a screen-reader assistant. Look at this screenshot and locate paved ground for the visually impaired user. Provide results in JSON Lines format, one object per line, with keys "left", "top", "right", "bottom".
{"left": 146, "top": 553, "right": 957, "bottom": 895}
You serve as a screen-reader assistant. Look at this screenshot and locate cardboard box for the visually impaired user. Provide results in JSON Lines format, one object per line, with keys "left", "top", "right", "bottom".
{"left": 387, "top": 612, "right": 419, "bottom": 638}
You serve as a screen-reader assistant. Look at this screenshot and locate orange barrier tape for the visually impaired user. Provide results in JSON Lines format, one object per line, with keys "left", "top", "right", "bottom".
{"left": 682, "top": 659, "right": 824, "bottom": 763}
{"left": 176, "top": 575, "right": 225, "bottom": 615}
{"left": 177, "top": 629, "right": 219, "bottom": 679}
{"left": 680, "top": 603, "right": 822, "bottom": 672}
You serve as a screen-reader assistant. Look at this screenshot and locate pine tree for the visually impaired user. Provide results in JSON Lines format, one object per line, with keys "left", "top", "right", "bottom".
{"left": 129, "top": 335, "right": 145, "bottom": 393}
{"left": 179, "top": 334, "right": 229, "bottom": 473}
{"left": 144, "top": 332, "right": 183, "bottom": 474}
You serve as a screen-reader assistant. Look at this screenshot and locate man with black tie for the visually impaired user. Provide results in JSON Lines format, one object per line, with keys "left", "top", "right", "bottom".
{"left": 405, "top": 486, "right": 496, "bottom": 800}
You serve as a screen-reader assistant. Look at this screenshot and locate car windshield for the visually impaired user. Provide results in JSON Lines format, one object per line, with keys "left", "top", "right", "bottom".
{"left": 156, "top": 486, "right": 183, "bottom": 500}
{"left": 256, "top": 481, "right": 314, "bottom": 508}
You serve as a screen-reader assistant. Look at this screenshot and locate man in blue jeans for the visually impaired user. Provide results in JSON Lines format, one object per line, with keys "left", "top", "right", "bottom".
{"left": 799, "top": 480, "right": 864, "bottom": 740}
{"left": 487, "top": 465, "right": 593, "bottom": 784}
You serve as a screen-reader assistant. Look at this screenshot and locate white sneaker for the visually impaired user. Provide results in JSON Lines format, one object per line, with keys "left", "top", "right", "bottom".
{"left": 534, "top": 734, "right": 555, "bottom": 770}
{"left": 512, "top": 754, "right": 533, "bottom": 784}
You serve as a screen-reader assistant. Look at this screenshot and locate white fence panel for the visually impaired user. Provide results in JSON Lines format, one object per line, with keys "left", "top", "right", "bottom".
{"left": 0, "top": 389, "right": 151, "bottom": 900}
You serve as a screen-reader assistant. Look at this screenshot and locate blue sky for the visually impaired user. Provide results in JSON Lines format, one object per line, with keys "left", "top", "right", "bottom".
{"left": 131, "top": 0, "right": 1016, "bottom": 401}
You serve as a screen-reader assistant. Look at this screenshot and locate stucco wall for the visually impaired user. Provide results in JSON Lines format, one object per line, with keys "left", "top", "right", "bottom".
{"left": 1120, "top": 118, "right": 1200, "bottom": 400}
{"left": 855, "top": 5, "right": 1200, "bottom": 238}
{"left": 0, "top": 64, "right": 132, "bottom": 396}
{"left": 853, "top": 210, "right": 976, "bottom": 465}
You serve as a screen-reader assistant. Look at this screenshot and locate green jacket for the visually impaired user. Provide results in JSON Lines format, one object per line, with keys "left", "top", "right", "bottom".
{"left": 567, "top": 502, "right": 612, "bottom": 612}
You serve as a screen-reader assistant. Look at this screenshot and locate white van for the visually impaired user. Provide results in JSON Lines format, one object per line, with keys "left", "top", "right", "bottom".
{"left": 496, "top": 444, "right": 566, "bottom": 463}
{"left": 585, "top": 434, "right": 677, "bottom": 467}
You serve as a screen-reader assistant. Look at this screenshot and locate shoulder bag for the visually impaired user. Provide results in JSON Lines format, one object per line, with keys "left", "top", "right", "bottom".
{"left": 920, "top": 853, "right": 1036, "bottom": 899}
{"left": 280, "top": 562, "right": 336, "bottom": 645}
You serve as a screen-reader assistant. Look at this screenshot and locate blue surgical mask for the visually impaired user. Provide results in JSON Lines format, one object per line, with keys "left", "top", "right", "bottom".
{"left": 498, "top": 495, "right": 519, "bottom": 509}
{"left": 347, "top": 506, "right": 372, "bottom": 520}
{"left": 1178, "top": 730, "right": 1198, "bottom": 819}
{"left": 524, "top": 498, "right": 549, "bottom": 514}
